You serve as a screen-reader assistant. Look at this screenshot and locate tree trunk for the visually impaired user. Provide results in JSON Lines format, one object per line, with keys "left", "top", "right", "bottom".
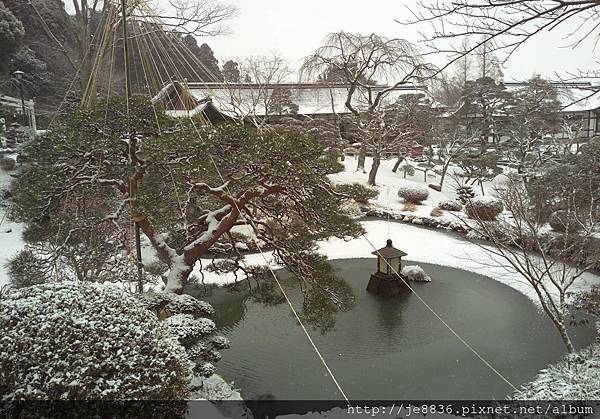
{"left": 537, "top": 291, "right": 576, "bottom": 354}
{"left": 164, "top": 254, "right": 194, "bottom": 294}
{"left": 439, "top": 160, "right": 450, "bottom": 188}
{"left": 555, "top": 320, "right": 575, "bottom": 353}
{"left": 356, "top": 144, "right": 366, "bottom": 173}
{"left": 392, "top": 153, "right": 405, "bottom": 173}
{"left": 368, "top": 152, "right": 381, "bottom": 186}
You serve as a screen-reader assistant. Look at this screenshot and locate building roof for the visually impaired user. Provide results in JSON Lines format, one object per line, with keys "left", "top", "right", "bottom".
{"left": 371, "top": 239, "right": 408, "bottom": 258}
{"left": 504, "top": 81, "right": 600, "bottom": 113}
{"left": 154, "top": 81, "right": 436, "bottom": 119}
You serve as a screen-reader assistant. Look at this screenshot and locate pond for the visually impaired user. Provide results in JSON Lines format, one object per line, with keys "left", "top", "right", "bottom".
{"left": 202, "top": 259, "right": 596, "bottom": 401}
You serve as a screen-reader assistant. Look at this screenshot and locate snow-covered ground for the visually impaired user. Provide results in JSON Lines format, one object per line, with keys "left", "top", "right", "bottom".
{"left": 194, "top": 219, "right": 600, "bottom": 306}
{"left": 190, "top": 156, "right": 599, "bottom": 306}
{"left": 329, "top": 155, "right": 507, "bottom": 218}
{"left": 0, "top": 156, "right": 24, "bottom": 287}
{"left": 2, "top": 153, "right": 599, "bottom": 306}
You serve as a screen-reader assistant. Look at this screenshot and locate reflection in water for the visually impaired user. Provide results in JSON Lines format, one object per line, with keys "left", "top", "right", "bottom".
{"left": 376, "top": 292, "right": 409, "bottom": 341}
{"left": 205, "top": 259, "right": 597, "bottom": 401}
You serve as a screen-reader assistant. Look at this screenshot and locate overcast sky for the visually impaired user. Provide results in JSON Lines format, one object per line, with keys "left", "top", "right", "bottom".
{"left": 202, "top": 0, "right": 597, "bottom": 82}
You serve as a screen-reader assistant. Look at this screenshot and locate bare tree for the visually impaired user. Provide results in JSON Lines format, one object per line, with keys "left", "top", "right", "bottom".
{"left": 220, "top": 53, "right": 293, "bottom": 120}
{"left": 464, "top": 174, "right": 599, "bottom": 353}
{"left": 300, "top": 31, "right": 432, "bottom": 173}
{"left": 134, "top": 0, "right": 237, "bottom": 37}
{"left": 405, "top": 1, "right": 600, "bottom": 79}
{"left": 432, "top": 115, "right": 477, "bottom": 188}
{"left": 475, "top": 35, "right": 503, "bottom": 80}
{"left": 559, "top": 115, "right": 585, "bottom": 155}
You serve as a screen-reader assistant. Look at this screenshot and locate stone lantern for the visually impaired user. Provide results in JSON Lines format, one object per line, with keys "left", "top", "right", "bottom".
{"left": 367, "top": 239, "right": 411, "bottom": 297}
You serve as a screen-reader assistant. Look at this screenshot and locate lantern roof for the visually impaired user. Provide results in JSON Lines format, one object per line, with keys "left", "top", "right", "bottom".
{"left": 371, "top": 239, "right": 407, "bottom": 258}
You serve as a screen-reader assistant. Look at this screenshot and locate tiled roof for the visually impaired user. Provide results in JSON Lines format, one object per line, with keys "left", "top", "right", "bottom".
{"left": 504, "top": 81, "right": 600, "bottom": 112}
{"left": 157, "top": 82, "right": 435, "bottom": 118}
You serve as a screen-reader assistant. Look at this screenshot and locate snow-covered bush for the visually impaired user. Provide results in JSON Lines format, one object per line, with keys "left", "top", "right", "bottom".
{"left": 397, "top": 183, "right": 429, "bottom": 204}
{"left": 136, "top": 291, "right": 227, "bottom": 381}
{"left": 164, "top": 314, "right": 216, "bottom": 343}
{"left": 438, "top": 200, "right": 462, "bottom": 211}
{"left": 402, "top": 265, "right": 431, "bottom": 282}
{"left": 548, "top": 210, "right": 583, "bottom": 233}
{"left": 0, "top": 283, "right": 192, "bottom": 400}
{"left": 137, "top": 291, "right": 214, "bottom": 317}
{"left": 514, "top": 343, "right": 600, "bottom": 400}
{"left": 465, "top": 196, "right": 504, "bottom": 221}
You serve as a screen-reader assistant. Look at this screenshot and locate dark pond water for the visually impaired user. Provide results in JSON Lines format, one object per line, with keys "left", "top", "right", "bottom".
{"left": 203, "top": 259, "right": 596, "bottom": 401}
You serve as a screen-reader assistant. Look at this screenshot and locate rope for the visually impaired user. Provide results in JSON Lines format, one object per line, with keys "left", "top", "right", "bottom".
{"left": 386, "top": 186, "right": 391, "bottom": 238}
{"left": 139, "top": 25, "right": 518, "bottom": 394}
{"left": 72, "top": 2, "right": 518, "bottom": 399}
{"left": 362, "top": 234, "right": 518, "bottom": 391}
{"left": 139, "top": 30, "right": 350, "bottom": 400}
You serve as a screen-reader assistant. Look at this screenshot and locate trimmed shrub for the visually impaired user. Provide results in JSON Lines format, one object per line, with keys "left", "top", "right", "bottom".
{"left": 136, "top": 291, "right": 225, "bottom": 379}
{"left": 402, "top": 265, "right": 431, "bottom": 282}
{"left": 0, "top": 156, "right": 16, "bottom": 171}
{"left": 438, "top": 200, "right": 462, "bottom": 211}
{"left": 164, "top": 314, "right": 216, "bottom": 344}
{"left": 402, "top": 202, "right": 416, "bottom": 212}
{"left": 548, "top": 210, "right": 583, "bottom": 233}
{"left": 336, "top": 183, "right": 379, "bottom": 204}
{"left": 430, "top": 207, "right": 444, "bottom": 217}
{"left": 5, "top": 249, "right": 49, "bottom": 288}
{"left": 465, "top": 196, "right": 504, "bottom": 221}
{"left": 397, "top": 183, "right": 429, "bottom": 204}
{"left": 137, "top": 291, "right": 215, "bottom": 317}
{"left": 0, "top": 283, "right": 192, "bottom": 400}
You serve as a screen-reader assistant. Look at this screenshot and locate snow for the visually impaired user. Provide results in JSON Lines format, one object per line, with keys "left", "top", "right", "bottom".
{"left": 329, "top": 156, "right": 457, "bottom": 218}
{"left": 515, "top": 343, "right": 600, "bottom": 400}
{"left": 189, "top": 373, "right": 243, "bottom": 401}
{"left": 182, "top": 156, "right": 600, "bottom": 305}
{"left": 2, "top": 151, "right": 598, "bottom": 312}
{"left": 164, "top": 314, "right": 216, "bottom": 342}
{"left": 470, "top": 195, "right": 502, "bottom": 205}
{"left": 192, "top": 219, "right": 600, "bottom": 306}
{"left": 163, "top": 82, "right": 433, "bottom": 118}
{"left": 402, "top": 265, "right": 432, "bottom": 282}
{"left": 0, "top": 160, "right": 24, "bottom": 287}
{"left": 0, "top": 282, "right": 193, "bottom": 399}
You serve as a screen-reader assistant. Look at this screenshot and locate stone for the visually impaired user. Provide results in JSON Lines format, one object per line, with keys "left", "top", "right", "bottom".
{"left": 366, "top": 272, "right": 411, "bottom": 297}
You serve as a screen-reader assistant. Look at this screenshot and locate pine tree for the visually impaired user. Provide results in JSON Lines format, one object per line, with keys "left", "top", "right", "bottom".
{"left": 0, "top": 0, "right": 24, "bottom": 75}
{"left": 222, "top": 60, "right": 240, "bottom": 82}
{"left": 183, "top": 36, "right": 222, "bottom": 81}
{"left": 456, "top": 185, "right": 475, "bottom": 204}
{"left": 267, "top": 87, "right": 299, "bottom": 116}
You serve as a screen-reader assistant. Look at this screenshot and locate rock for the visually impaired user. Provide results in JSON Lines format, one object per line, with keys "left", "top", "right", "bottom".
{"left": 428, "top": 183, "right": 442, "bottom": 192}
{"left": 4, "top": 228, "right": 12, "bottom": 233}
